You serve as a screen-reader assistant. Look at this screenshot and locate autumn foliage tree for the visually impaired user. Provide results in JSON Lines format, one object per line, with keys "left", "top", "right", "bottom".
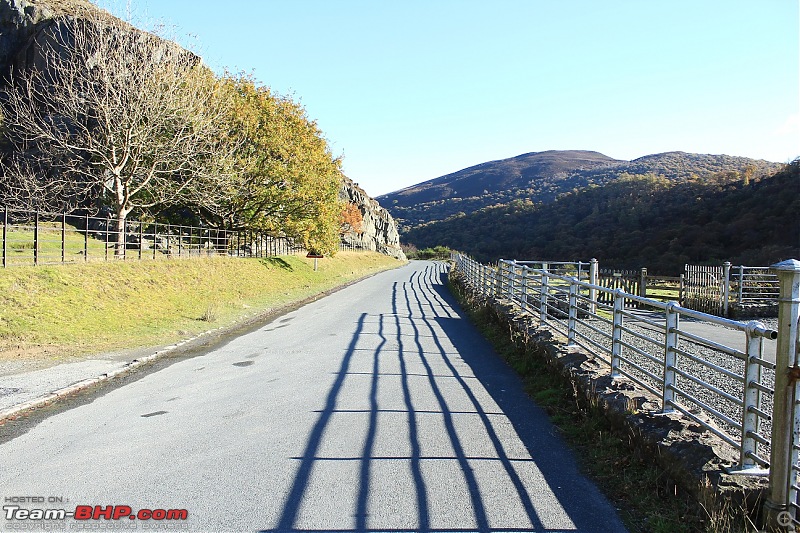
{"left": 339, "top": 202, "right": 364, "bottom": 235}
{"left": 205, "top": 74, "right": 343, "bottom": 255}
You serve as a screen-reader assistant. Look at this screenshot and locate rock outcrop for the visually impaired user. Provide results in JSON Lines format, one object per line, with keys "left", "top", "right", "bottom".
{"left": 0, "top": 0, "right": 195, "bottom": 77}
{"left": 340, "top": 176, "right": 406, "bottom": 261}
{"left": 0, "top": 0, "right": 112, "bottom": 72}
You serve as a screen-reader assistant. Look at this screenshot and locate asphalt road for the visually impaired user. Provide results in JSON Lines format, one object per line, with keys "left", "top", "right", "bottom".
{"left": 1, "top": 261, "right": 627, "bottom": 532}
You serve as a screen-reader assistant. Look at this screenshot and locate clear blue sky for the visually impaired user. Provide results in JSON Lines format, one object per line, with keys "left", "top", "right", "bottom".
{"left": 96, "top": 0, "right": 799, "bottom": 198}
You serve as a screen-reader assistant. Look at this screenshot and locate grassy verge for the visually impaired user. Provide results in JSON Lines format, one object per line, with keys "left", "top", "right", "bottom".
{"left": 447, "top": 275, "right": 741, "bottom": 533}
{"left": 0, "top": 252, "right": 403, "bottom": 363}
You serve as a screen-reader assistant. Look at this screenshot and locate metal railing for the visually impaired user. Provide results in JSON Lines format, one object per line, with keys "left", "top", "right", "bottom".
{"left": 1, "top": 207, "right": 367, "bottom": 267}
{"left": 452, "top": 252, "right": 800, "bottom": 528}
{"left": 733, "top": 265, "right": 780, "bottom": 304}
{"left": 683, "top": 262, "right": 780, "bottom": 316}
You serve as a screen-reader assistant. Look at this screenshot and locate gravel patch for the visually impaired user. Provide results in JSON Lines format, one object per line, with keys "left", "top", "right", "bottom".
{"left": 541, "top": 308, "right": 778, "bottom": 466}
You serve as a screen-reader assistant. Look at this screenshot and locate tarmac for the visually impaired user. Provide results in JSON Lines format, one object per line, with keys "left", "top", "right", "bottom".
{"left": 0, "top": 305, "right": 780, "bottom": 425}
{"left": 0, "top": 341, "right": 189, "bottom": 422}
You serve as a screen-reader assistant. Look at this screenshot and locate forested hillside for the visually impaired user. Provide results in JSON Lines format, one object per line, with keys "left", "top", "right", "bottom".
{"left": 404, "top": 161, "right": 799, "bottom": 274}
{"left": 381, "top": 150, "right": 783, "bottom": 229}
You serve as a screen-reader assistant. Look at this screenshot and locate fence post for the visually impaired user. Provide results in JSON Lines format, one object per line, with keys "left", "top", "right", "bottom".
{"left": 61, "top": 213, "right": 66, "bottom": 264}
{"left": 723, "top": 261, "right": 732, "bottom": 317}
{"left": 568, "top": 282, "right": 578, "bottom": 345}
{"left": 3, "top": 207, "right": 7, "bottom": 268}
{"left": 738, "top": 266, "right": 745, "bottom": 304}
{"left": 762, "top": 259, "right": 800, "bottom": 530}
{"left": 520, "top": 266, "right": 528, "bottom": 313}
{"left": 138, "top": 222, "right": 143, "bottom": 261}
{"left": 662, "top": 302, "right": 679, "bottom": 412}
{"left": 483, "top": 264, "right": 489, "bottom": 298}
{"left": 589, "top": 258, "right": 598, "bottom": 314}
{"left": 640, "top": 268, "right": 648, "bottom": 298}
{"left": 611, "top": 289, "right": 625, "bottom": 378}
{"left": 490, "top": 264, "right": 497, "bottom": 299}
{"left": 84, "top": 214, "right": 89, "bottom": 261}
{"left": 33, "top": 211, "right": 39, "bottom": 266}
{"left": 478, "top": 260, "right": 484, "bottom": 295}
{"left": 496, "top": 260, "right": 504, "bottom": 296}
{"left": 740, "top": 322, "right": 764, "bottom": 470}
{"left": 152, "top": 222, "right": 158, "bottom": 260}
{"left": 539, "top": 267, "right": 549, "bottom": 323}
{"left": 497, "top": 260, "right": 506, "bottom": 298}
{"left": 104, "top": 216, "right": 110, "bottom": 262}
{"left": 509, "top": 260, "right": 517, "bottom": 305}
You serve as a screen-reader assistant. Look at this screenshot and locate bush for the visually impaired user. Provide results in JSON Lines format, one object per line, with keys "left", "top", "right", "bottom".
{"left": 413, "top": 245, "right": 451, "bottom": 260}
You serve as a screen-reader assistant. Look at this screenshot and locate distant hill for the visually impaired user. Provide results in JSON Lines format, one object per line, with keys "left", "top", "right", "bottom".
{"left": 379, "top": 150, "right": 784, "bottom": 229}
{"left": 402, "top": 159, "right": 799, "bottom": 275}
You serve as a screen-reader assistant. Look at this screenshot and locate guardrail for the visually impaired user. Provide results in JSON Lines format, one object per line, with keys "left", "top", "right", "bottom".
{"left": 452, "top": 252, "right": 800, "bottom": 528}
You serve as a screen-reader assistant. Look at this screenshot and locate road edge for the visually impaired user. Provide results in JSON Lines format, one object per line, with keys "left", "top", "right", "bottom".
{"left": 0, "top": 260, "right": 407, "bottom": 424}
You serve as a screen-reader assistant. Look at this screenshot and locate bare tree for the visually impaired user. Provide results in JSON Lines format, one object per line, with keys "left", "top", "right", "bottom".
{"left": 0, "top": 11, "right": 238, "bottom": 251}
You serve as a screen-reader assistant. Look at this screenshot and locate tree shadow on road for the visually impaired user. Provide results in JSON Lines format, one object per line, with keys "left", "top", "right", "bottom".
{"left": 260, "top": 262, "right": 625, "bottom": 533}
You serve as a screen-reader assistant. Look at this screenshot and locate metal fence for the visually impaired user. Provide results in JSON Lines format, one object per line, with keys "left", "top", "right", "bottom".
{"left": 1, "top": 208, "right": 365, "bottom": 267}
{"left": 733, "top": 265, "right": 780, "bottom": 304}
{"left": 683, "top": 262, "right": 780, "bottom": 317}
{"left": 452, "top": 252, "right": 800, "bottom": 528}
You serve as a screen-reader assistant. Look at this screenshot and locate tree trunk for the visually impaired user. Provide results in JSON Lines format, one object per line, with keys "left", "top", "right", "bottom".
{"left": 114, "top": 207, "right": 129, "bottom": 257}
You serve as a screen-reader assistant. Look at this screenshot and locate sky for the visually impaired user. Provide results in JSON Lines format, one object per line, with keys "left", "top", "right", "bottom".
{"left": 96, "top": 0, "right": 799, "bottom": 198}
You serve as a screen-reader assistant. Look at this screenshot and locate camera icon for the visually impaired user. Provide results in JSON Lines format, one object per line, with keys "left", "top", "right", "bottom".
{"left": 777, "top": 510, "right": 794, "bottom": 527}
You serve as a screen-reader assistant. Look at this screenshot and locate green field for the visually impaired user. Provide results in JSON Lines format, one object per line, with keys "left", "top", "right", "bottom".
{"left": 3, "top": 222, "right": 110, "bottom": 266}
{"left": 0, "top": 252, "right": 403, "bottom": 363}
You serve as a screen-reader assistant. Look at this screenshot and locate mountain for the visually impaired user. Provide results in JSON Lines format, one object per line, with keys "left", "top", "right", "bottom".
{"left": 386, "top": 150, "right": 619, "bottom": 203}
{"left": 379, "top": 150, "right": 784, "bottom": 229}
{"left": 402, "top": 159, "right": 799, "bottom": 274}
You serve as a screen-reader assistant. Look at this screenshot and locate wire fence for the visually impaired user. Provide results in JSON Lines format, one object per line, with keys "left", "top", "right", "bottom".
{"left": 1, "top": 207, "right": 366, "bottom": 267}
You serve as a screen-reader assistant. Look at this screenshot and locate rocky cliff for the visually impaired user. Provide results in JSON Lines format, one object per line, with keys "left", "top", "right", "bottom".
{"left": 1, "top": 0, "right": 195, "bottom": 79}
{"left": 0, "top": 0, "right": 113, "bottom": 72}
{"left": 340, "top": 177, "right": 406, "bottom": 261}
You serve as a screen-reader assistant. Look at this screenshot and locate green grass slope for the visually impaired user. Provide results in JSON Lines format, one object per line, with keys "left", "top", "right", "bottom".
{"left": 0, "top": 252, "right": 403, "bottom": 363}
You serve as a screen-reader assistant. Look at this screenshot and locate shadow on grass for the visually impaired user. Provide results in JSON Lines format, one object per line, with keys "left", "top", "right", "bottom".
{"left": 260, "top": 257, "right": 294, "bottom": 271}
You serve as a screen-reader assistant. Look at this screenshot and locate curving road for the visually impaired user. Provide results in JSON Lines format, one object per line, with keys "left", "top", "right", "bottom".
{"left": 0, "top": 261, "right": 626, "bottom": 532}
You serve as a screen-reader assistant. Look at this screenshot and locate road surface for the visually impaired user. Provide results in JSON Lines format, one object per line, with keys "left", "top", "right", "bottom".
{"left": 1, "top": 261, "right": 626, "bottom": 532}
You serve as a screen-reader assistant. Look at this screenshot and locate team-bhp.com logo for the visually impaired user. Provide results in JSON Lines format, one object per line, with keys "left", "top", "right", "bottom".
{"left": 4, "top": 497, "right": 188, "bottom": 529}
{"left": 5, "top": 506, "right": 187, "bottom": 521}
